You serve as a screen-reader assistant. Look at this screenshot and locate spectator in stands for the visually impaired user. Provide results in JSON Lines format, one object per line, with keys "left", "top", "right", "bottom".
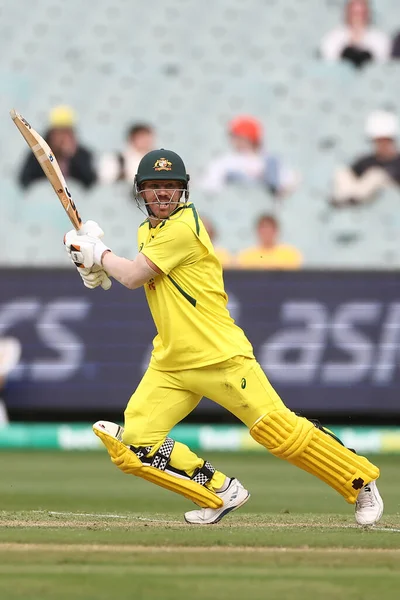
{"left": 18, "top": 105, "right": 97, "bottom": 190}
{"left": 236, "top": 214, "right": 302, "bottom": 269}
{"left": 331, "top": 110, "right": 400, "bottom": 207}
{"left": 391, "top": 31, "right": 400, "bottom": 58}
{"left": 0, "top": 337, "right": 21, "bottom": 424}
{"left": 201, "top": 115, "right": 299, "bottom": 199}
{"left": 320, "top": 0, "right": 390, "bottom": 68}
{"left": 98, "top": 123, "right": 155, "bottom": 184}
{"left": 201, "top": 216, "right": 233, "bottom": 268}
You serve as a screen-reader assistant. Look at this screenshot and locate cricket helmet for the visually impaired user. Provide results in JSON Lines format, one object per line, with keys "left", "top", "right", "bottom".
{"left": 134, "top": 149, "right": 190, "bottom": 217}
{"left": 135, "top": 149, "right": 190, "bottom": 188}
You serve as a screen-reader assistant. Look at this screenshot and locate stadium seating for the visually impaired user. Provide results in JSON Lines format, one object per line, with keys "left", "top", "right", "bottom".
{"left": 1, "top": 0, "right": 400, "bottom": 266}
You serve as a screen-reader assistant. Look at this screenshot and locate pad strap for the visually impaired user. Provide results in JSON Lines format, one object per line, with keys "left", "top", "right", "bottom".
{"left": 130, "top": 445, "right": 152, "bottom": 460}
{"left": 192, "top": 460, "right": 215, "bottom": 486}
{"left": 150, "top": 438, "right": 175, "bottom": 471}
{"left": 131, "top": 438, "right": 175, "bottom": 471}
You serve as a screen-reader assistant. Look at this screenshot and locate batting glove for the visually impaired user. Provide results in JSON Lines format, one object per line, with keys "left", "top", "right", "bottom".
{"left": 64, "top": 220, "right": 112, "bottom": 290}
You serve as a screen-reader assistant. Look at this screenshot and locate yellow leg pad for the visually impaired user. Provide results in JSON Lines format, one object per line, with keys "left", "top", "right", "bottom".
{"left": 94, "top": 427, "right": 223, "bottom": 509}
{"left": 250, "top": 410, "right": 380, "bottom": 504}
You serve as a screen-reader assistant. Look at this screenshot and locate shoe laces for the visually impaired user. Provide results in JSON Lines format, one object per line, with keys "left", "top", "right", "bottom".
{"left": 357, "top": 485, "right": 374, "bottom": 509}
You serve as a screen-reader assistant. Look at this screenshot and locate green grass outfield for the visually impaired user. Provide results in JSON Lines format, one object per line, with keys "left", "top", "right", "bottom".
{"left": 0, "top": 451, "right": 399, "bottom": 600}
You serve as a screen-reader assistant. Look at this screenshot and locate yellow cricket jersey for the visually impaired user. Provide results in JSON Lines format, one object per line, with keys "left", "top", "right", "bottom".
{"left": 138, "top": 203, "right": 254, "bottom": 371}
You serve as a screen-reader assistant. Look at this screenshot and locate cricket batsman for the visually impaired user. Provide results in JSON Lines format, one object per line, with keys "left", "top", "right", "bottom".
{"left": 64, "top": 149, "right": 383, "bottom": 526}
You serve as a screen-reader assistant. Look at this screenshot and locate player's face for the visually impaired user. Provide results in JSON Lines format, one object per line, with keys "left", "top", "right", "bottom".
{"left": 141, "top": 180, "right": 184, "bottom": 220}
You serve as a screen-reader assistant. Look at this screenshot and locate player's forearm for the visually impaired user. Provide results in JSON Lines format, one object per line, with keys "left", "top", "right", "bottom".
{"left": 102, "top": 251, "right": 157, "bottom": 289}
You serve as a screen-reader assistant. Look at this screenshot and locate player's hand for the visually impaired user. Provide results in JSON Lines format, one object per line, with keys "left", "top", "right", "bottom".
{"left": 64, "top": 229, "right": 111, "bottom": 268}
{"left": 78, "top": 220, "right": 106, "bottom": 239}
{"left": 77, "top": 221, "right": 112, "bottom": 289}
{"left": 77, "top": 265, "right": 112, "bottom": 290}
{"left": 64, "top": 228, "right": 112, "bottom": 290}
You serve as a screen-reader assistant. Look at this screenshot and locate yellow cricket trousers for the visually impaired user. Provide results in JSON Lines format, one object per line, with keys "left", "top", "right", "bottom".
{"left": 123, "top": 356, "right": 283, "bottom": 491}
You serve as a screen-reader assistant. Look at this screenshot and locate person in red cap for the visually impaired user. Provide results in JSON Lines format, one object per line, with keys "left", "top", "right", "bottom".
{"left": 201, "top": 115, "right": 299, "bottom": 198}
{"left": 229, "top": 115, "right": 263, "bottom": 146}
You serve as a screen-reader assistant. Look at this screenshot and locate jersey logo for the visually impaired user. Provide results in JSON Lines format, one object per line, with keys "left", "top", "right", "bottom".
{"left": 153, "top": 157, "right": 172, "bottom": 171}
{"left": 148, "top": 278, "right": 156, "bottom": 291}
{"left": 139, "top": 242, "right": 144, "bottom": 252}
{"left": 241, "top": 378, "right": 247, "bottom": 389}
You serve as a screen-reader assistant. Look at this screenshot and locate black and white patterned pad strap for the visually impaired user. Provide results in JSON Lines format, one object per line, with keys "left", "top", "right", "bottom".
{"left": 192, "top": 460, "right": 215, "bottom": 486}
{"left": 150, "top": 438, "right": 175, "bottom": 471}
{"left": 130, "top": 445, "right": 153, "bottom": 460}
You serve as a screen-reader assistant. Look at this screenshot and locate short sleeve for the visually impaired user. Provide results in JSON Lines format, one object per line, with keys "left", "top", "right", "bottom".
{"left": 142, "top": 222, "right": 204, "bottom": 275}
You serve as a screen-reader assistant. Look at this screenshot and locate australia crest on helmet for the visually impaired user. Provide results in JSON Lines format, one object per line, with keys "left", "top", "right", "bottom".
{"left": 153, "top": 157, "right": 172, "bottom": 171}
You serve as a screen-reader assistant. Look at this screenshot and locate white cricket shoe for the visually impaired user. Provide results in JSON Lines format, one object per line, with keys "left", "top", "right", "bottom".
{"left": 355, "top": 480, "right": 384, "bottom": 526}
{"left": 93, "top": 420, "right": 124, "bottom": 441}
{"left": 184, "top": 478, "right": 250, "bottom": 525}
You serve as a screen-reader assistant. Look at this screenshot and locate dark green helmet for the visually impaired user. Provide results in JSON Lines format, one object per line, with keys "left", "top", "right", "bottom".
{"left": 133, "top": 149, "right": 190, "bottom": 217}
{"left": 135, "top": 149, "right": 190, "bottom": 187}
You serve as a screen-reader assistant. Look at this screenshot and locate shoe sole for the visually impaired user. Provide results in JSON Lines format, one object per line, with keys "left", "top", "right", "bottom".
{"left": 184, "top": 492, "right": 251, "bottom": 525}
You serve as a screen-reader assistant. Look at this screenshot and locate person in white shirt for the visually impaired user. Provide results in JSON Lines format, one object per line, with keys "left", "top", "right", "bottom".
{"left": 320, "top": 0, "right": 390, "bottom": 68}
{"left": 201, "top": 115, "right": 299, "bottom": 199}
{"left": 99, "top": 123, "right": 155, "bottom": 184}
{"left": 331, "top": 110, "right": 400, "bottom": 206}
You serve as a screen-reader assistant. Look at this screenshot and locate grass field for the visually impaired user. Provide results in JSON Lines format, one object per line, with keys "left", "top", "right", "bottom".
{"left": 0, "top": 451, "right": 399, "bottom": 599}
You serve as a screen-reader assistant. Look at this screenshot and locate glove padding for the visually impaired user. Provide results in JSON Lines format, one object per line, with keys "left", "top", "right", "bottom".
{"left": 64, "top": 220, "right": 112, "bottom": 291}
{"left": 78, "top": 265, "right": 111, "bottom": 290}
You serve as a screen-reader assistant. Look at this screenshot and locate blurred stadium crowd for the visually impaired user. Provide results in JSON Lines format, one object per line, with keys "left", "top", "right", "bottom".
{"left": 2, "top": 0, "right": 400, "bottom": 268}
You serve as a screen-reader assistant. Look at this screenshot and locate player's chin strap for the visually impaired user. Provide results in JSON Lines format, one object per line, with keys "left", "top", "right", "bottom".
{"left": 133, "top": 180, "right": 190, "bottom": 220}
{"left": 93, "top": 425, "right": 222, "bottom": 509}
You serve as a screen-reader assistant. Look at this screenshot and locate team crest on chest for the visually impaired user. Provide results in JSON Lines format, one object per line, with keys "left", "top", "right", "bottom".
{"left": 153, "top": 157, "right": 172, "bottom": 171}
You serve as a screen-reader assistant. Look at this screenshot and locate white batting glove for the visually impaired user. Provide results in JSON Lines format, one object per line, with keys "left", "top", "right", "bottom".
{"left": 64, "top": 221, "right": 112, "bottom": 290}
{"left": 77, "top": 265, "right": 111, "bottom": 290}
{"left": 78, "top": 220, "right": 106, "bottom": 239}
{"left": 64, "top": 230, "right": 110, "bottom": 268}
{"left": 77, "top": 221, "right": 112, "bottom": 289}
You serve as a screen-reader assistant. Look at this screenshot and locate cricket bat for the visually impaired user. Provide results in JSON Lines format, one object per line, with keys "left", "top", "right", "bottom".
{"left": 10, "top": 109, "right": 111, "bottom": 290}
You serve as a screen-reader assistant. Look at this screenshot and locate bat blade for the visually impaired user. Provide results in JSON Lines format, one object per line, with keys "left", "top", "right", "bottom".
{"left": 10, "top": 108, "right": 82, "bottom": 230}
{"left": 10, "top": 108, "right": 112, "bottom": 291}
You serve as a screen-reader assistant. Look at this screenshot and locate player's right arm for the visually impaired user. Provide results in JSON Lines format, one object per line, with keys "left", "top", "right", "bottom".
{"left": 64, "top": 221, "right": 161, "bottom": 290}
{"left": 101, "top": 252, "right": 161, "bottom": 289}
{"left": 102, "top": 218, "right": 204, "bottom": 288}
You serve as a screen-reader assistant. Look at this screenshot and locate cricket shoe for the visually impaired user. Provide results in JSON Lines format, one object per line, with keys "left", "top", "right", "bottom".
{"left": 184, "top": 478, "right": 250, "bottom": 525}
{"left": 93, "top": 420, "right": 124, "bottom": 442}
{"left": 355, "top": 480, "right": 384, "bottom": 526}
